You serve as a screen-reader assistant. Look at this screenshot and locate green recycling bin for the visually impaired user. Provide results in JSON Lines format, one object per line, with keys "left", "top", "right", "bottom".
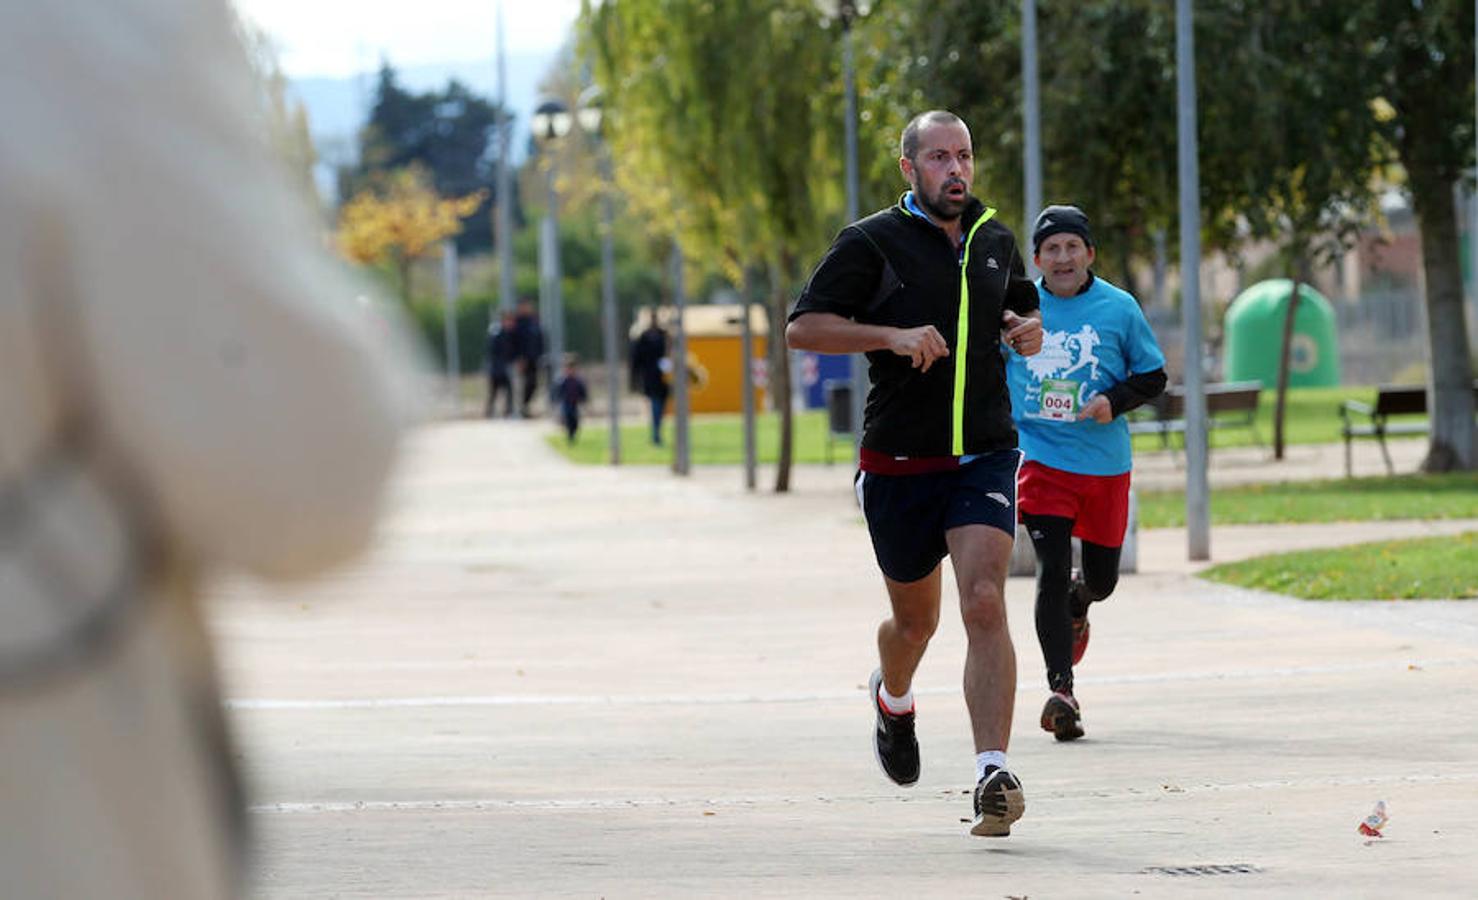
{"left": 1223, "top": 279, "right": 1341, "bottom": 387}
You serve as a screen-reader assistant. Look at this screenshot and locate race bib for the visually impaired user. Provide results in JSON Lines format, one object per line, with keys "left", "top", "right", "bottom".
{"left": 1037, "top": 378, "right": 1080, "bottom": 422}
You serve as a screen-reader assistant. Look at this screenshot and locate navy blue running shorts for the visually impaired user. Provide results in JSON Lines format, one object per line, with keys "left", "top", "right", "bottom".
{"left": 854, "top": 449, "right": 1023, "bottom": 584}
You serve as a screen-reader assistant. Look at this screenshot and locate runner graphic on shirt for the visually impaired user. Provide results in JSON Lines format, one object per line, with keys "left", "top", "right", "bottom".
{"left": 1060, "top": 325, "right": 1102, "bottom": 383}
{"left": 1022, "top": 324, "right": 1104, "bottom": 416}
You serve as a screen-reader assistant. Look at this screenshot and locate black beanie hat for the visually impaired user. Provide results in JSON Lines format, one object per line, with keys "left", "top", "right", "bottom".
{"left": 1031, "top": 205, "right": 1093, "bottom": 254}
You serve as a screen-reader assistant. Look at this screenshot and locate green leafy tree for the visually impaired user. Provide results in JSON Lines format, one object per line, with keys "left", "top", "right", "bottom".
{"left": 352, "top": 65, "right": 516, "bottom": 253}
{"left": 337, "top": 165, "right": 485, "bottom": 302}
{"left": 1041, "top": 1, "right": 1179, "bottom": 292}
{"left": 1360, "top": 0, "right": 1476, "bottom": 470}
{"left": 854, "top": 1, "right": 1179, "bottom": 291}
{"left": 1196, "top": 1, "right": 1385, "bottom": 458}
{"left": 582, "top": 0, "right": 846, "bottom": 492}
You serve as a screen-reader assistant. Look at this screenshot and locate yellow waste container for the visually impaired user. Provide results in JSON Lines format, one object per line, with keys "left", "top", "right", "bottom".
{"left": 631, "top": 304, "right": 769, "bottom": 414}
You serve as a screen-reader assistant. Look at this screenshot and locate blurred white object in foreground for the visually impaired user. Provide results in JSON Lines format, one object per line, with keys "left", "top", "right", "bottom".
{"left": 0, "top": 2, "right": 418, "bottom": 897}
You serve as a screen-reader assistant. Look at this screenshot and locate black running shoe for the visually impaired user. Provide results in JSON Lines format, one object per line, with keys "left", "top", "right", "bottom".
{"left": 868, "top": 669, "right": 919, "bottom": 786}
{"left": 971, "top": 765, "right": 1026, "bottom": 836}
{"left": 1040, "top": 690, "right": 1085, "bottom": 741}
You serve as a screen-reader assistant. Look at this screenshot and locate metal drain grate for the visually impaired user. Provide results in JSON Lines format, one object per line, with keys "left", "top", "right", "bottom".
{"left": 1143, "top": 864, "right": 1262, "bottom": 877}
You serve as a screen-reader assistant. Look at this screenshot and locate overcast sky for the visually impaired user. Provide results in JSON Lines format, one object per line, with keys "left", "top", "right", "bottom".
{"left": 232, "top": 0, "right": 584, "bottom": 78}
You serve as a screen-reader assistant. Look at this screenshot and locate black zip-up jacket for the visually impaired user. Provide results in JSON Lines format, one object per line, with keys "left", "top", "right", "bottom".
{"left": 790, "top": 196, "right": 1039, "bottom": 457}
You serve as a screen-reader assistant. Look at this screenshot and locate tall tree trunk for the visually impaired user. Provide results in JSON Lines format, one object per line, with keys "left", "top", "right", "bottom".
{"left": 1115, "top": 231, "right": 1142, "bottom": 303}
{"left": 769, "top": 256, "right": 795, "bottom": 493}
{"left": 740, "top": 266, "right": 759, "bottom": 492}
{"left": 1272, "top": 257, "right": 1306, "bottom": 460}
{"left": 1408, "top": 169, "right": 1476, "bottom": 471}
{"left": 1152, "top": 228, "right": 1169, "bottom": 309}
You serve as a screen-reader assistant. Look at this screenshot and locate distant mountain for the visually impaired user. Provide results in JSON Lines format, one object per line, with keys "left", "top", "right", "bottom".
{"left": 288, "top": 50, "right": 560, "bottom": 200}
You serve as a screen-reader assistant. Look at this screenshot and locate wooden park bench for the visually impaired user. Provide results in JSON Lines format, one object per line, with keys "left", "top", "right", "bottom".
{"left": 1126, "top": 380, "right": 1263, "bottom": 451}
{"left": 1339, "top": 382, "right": 1478, "bottom": 476}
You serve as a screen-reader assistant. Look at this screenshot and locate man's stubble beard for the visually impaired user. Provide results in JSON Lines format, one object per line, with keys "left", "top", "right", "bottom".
{"left": 914, "top": 177, "right": 970, "bottom": 223}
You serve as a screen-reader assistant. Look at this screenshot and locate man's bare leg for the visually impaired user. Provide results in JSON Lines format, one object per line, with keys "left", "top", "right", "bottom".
{"left": 945, "top": 525, "right": 1017, "bottom": 752}
{"left": 878, "top": 564, "right": 943, "bottom": 696}
{"left": 868, "top": 565, "right": 943, "bottom": 786}
{"left": 947, "top": 523, "right": 1024, "bottom": 835}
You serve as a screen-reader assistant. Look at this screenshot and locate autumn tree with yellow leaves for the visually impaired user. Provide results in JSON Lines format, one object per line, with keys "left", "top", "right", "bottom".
{"left": 338, "top": 165, "right": 485, "bottom": 302}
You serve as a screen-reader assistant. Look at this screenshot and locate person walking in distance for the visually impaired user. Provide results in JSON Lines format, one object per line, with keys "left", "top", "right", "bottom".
{"left": 787, "top": 110, "right": 1043, "bottom": 837}
{"left": 554, "top": 355, "right": 589, "bottom": 444}
{"left": 485, "top": 310, "right": 517, "bottom": 418}
{"left": 629, "top": 311, "right": 671, "bottom": 446}
{"left": 1006, "top": 205, "right": 1166, "bottom": 741}
{"left": 513, "top": 299, "right": 545, "bottom": 418}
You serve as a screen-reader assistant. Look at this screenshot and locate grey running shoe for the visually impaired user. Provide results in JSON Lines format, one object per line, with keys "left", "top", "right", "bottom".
{"left": 868, "top": 669, "right": 919, "bottom": 786}
{"left": 1040, "top": 690, "right": 1085, "bottom": 741}
{"left": 970, "top": 765, "right": 1026, "bottom": 836}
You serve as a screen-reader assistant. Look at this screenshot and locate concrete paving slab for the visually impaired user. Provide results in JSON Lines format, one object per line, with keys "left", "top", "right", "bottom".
{"left": 210, "top": 421, "right": 1478, "bottom": 898}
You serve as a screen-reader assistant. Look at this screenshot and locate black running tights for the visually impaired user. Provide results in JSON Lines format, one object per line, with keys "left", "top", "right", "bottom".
{"left": 1022, "top": 513, "right": 1121, "bottom": 694}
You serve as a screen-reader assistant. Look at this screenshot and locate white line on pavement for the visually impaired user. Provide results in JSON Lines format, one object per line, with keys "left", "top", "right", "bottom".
{"left": 248, "top": 771, "right": 1478, "bottom": 815}
{"left": 226, "top": 656, "right": 1477, "bottom": 711}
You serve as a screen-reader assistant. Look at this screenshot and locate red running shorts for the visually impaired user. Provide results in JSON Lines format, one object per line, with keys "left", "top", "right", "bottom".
{"left": 1017, "top": 460, "right": 1132, "bottom": 548}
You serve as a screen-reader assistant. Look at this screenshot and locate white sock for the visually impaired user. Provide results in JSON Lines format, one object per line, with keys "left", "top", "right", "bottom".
{"left": 878, "top": 682, "right": 914, "bottom": 715}
{"left": 975, "top": 750, "right": 1008, "bottom": 782}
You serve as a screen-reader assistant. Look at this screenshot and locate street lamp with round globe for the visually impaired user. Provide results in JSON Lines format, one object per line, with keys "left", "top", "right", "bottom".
{"left": 813, "top": 0, "right": 872, "bottom": 27}
{"left": 576, "top": 86, "right": 604, "bottom": 137}
{"left": 575, "top": 85, "right": 621, "bottom": 467}
{"left": 531, "top": 100, "right": 574, "bottom": 143}
{"left": 531, "top": 99, "right": 573, "bottom": 393}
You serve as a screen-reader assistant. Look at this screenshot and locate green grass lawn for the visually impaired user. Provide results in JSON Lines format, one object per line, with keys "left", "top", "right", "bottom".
{"left": 550, "top": 385, "right": 1394, "bottom": 465}
{"left": 549, "top": 409, "right": 847, "bottom": 465}
{"left": 1201, "top": 531, "right": 1478, "bottom": 599}
{"left": 1137, "top": 472, "right": 1478, "bottom": 528}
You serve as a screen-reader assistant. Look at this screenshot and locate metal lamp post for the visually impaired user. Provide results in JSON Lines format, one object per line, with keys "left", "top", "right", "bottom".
{"left": 531, "top": 100, "right": 573, "bottom": 392}
{"left": 575, "top": 87, "right": 622, "bottom": 466}
{"left": 1176, "top": 0, "right": 1210, "bottom": 560}
{"left": 494, "top": 2, "right": 515, "bottom": 316}
{"left": 441, "top": 239, "right": 461, "bottom": 410}
{"left": 670, "top": 243, "right": 691, "bottom": 476}
{"left": 816, "top": 0, "right": 872, "bottom": 462}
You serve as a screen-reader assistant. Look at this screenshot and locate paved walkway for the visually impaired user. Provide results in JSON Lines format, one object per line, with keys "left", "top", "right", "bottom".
{"left": 211, "top": 421, "right": 1478, "bottom": 898}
